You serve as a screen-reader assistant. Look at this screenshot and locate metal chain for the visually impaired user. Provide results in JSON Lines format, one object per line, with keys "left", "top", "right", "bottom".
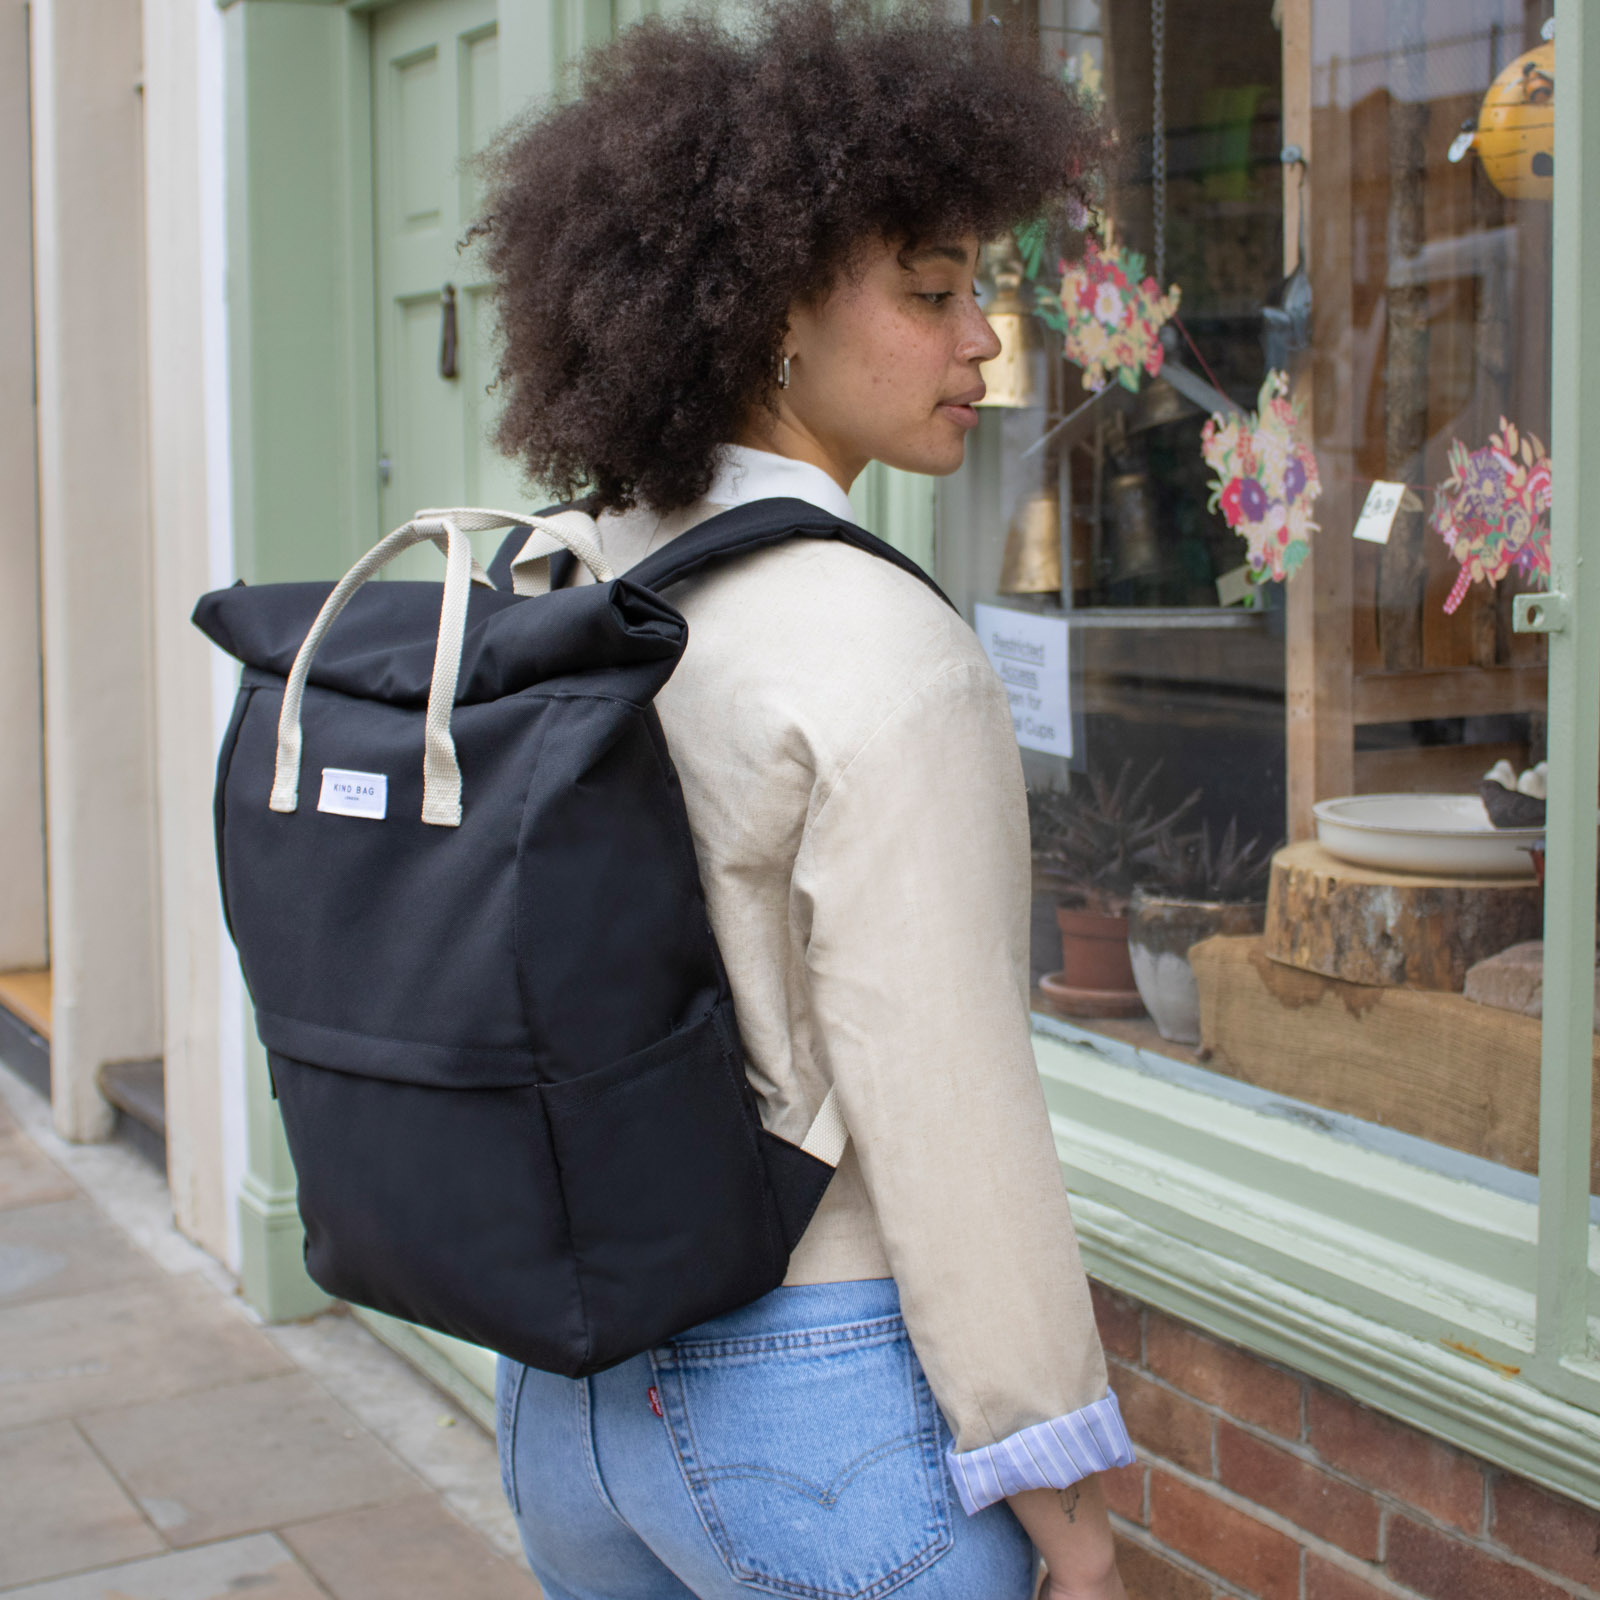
{"left": 1151, "top": 0, "right": 1167, "bottom": 286}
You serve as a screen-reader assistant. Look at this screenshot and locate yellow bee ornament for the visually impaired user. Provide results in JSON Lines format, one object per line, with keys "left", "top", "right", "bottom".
{"left": 1448, "top": 30, "right": 1554, "bottom": 203}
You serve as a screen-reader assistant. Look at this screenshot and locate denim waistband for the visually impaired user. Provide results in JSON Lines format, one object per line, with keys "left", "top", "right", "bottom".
{"left": 670, "top": 1276, "right": 901, "bottom": 1344}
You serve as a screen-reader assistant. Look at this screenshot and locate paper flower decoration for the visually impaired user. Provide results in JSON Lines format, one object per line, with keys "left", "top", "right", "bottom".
{"left": 1201, "top": 371, "right": 1321, "bottom": 584}
{"left": 1432, "top": 419, "right": 1551, "bottom": 614}
{"left": 1033, "top": 237, "right": 1180, "bottom": 394}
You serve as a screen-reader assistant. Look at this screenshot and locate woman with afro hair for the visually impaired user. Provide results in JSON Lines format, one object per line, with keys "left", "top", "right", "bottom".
{"left": 481, "top": 4, "right": 1133, "bottom": 1596}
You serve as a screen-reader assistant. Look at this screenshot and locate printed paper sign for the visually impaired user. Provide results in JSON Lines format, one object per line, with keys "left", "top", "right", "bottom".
{"left": 318, "top": 768, "right": 388, "bottom": 820}
{"left": 1215, "top": 564, "right": 1255, "bottom": 607}
{"left": 1353, "top": 479, "right": 1407, "bottom": 544}
{"left": 974, "top": 603, "right": 1072, "bottom": 758}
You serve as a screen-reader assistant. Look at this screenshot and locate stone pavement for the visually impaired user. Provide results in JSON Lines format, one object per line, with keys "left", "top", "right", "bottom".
{"left": 0, "top": 1063, "right": 542, "bottom": 1599}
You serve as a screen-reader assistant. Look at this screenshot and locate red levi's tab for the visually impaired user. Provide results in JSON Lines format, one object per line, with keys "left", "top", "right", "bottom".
{"left": 648, "top": 1385, "right": 664, "bottom": 1418}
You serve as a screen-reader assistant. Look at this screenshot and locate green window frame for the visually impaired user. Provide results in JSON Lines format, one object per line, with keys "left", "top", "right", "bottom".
{"left": 1015, "top": 0, "right": 1600, "bottom": 1506}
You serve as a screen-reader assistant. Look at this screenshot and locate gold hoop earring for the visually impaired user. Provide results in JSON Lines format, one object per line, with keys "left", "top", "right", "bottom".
{"left": 778, "top": 353, "right": 792, "bottom": 390}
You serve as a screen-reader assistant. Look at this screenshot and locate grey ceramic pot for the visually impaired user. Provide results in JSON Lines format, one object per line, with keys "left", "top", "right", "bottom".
{"left": 1127, "top": 888, "right": 1266, "bottom": 1044}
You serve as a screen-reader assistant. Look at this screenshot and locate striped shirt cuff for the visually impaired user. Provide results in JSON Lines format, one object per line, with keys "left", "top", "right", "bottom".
{"left": 944, "top": 1389, "right": 1136, "bottom": 1515}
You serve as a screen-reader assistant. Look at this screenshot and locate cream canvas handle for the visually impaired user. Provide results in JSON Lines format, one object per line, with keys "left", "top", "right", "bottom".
{"left": 509, "top": 508, "right": 613, "bottom": 596}
{"left": 799, "top": 1085, "right": 848, "bottom": 1166}
{"left": 268, "top": 507, "right": 613, "bottom": 827}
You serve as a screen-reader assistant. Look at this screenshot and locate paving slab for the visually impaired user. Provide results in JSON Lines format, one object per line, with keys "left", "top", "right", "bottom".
{"left": 0, "top": 1059, "right": 539, "bottom": 1596}
{"left": 0, "top": 1124, "right": 76, "bottom": 1212}
{"left": 284, "top": 1494, "right": 540, "bottom": 1600}
{"left": 0, "top": 1419, "right": 164, "bottom": 1588}
{"left": 79, "top": 1372, "right": 422, "bottom": 1548}
{"left": 267, "top": 1312, "right": 522, "bottom": 1558}
{"left": 0, "top": 1533, "right": 326, "bottom": 1600}
{"left": 0, "top": 1278, "right": 294, "bottom": 1431}
{"left": 0, "top": 1068, "right": 229, "bottom": 1289}
{"left": 0, "top": 1197, "right": 161, "bottom": 1308}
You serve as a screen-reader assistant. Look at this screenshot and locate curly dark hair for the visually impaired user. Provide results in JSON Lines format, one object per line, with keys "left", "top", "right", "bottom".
{"left": 476, "top": 0, "right": 1102, "bottom": 513}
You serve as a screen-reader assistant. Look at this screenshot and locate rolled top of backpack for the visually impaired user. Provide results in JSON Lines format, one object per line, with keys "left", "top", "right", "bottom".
{"left": 193, "top": 576, "right": 685, "bottom": 708}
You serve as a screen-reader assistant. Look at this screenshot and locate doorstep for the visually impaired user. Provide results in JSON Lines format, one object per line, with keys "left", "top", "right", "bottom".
{"left": 98, "top": 1057, "right": 168, "bottom": 1172}
{"left": 0, "top": 969, "right": 50, "bottom": 1100}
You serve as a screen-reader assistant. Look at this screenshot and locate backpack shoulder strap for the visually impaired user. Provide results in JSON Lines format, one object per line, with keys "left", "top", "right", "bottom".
{"left": 624, "top": 497, "right": 953, "bottom": 610}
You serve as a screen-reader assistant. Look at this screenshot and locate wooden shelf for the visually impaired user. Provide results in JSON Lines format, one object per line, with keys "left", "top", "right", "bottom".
{"left": 1192, "top": 934, "right": 1595, "bottom": 1185}
{"left": 0, "top": 969, "right": 51, "bottom": 1041}
{"left": 1351, "top": 666, "right": 1548, "bottom": 727}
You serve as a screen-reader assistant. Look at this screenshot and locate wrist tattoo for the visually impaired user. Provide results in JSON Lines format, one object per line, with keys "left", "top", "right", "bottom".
{"left": 1057, "top": 1484, "right": 1080, "bottom": 1522}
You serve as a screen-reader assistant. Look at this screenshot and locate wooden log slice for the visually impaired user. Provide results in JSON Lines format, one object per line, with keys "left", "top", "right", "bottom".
{"left": 1263, "top": 839, "right": 1542, "bottom": 991}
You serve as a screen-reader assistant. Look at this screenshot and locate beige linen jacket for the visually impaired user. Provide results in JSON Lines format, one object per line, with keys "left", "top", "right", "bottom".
{"left": 572, "top": 458, "right": 1110, "bottom": 1460}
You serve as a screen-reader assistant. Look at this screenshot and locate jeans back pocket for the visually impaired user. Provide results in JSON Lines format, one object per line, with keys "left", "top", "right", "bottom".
{"left": 651, "top": 1314, "right": 953, "bottom": 1600}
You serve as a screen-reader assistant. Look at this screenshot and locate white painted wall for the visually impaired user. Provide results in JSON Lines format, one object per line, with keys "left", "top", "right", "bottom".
{"left": 30, "top": 0, "right": 163, "bottom": 1142}
{"left": 143, "top": 0, "right": 244, "bottom": 1265}
{"left": 199, "top": 1, "right": 247, "bottom": 1276}
{"left": 0, "top": 0, "right": 47, "bottom": 974}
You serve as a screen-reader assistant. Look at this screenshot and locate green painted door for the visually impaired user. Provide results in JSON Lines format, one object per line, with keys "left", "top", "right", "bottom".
{"left": 364, "top": 0, "right": 513, "bottom": 1401}
{"left": 372, "top": 0, "right": 524, "bottom": 576}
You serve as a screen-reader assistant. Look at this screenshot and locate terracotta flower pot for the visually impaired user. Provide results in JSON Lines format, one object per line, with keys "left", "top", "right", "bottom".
{"left": 1127, "top": 889, "right": 1266, "bottom": 1044}
{"left": 1040, "top": 903, "right": 1145, "bottom": 1019}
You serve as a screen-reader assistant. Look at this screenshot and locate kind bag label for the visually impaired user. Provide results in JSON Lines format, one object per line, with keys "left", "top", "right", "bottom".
{"left": 317, "top": 768, "right": 388, "bottom": 820}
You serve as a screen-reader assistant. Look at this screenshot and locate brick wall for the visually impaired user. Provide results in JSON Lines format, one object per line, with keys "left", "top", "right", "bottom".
{"left": 1089, "top": 1280, "right": 1600, "bottom": 1600}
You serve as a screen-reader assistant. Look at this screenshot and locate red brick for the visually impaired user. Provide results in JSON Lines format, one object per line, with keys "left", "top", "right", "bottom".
{"left": 1491, "top": 1471, "right": 1600, "bottom": 1588}
{"left": 1148, "top": 1468, "right": 1301, "bottom": 1600}
{"left": 1109, "top": 1358, "right": 1213, "bottom": 1476}
{"left": 1304, "top": 1554, "right": 1395, "bottom": 1600}
{"left": 1387, "top": 1514, "right": 1568, "bottom": 1600}
{"left": 1101, "top": 1460, "right": 1147, "bottom": 1524}
{"left": 1112, "top": 1532, "right": 1210, "bottom": 1600}
{"left": 1090, "top": 1279, "right": 1143, "bottom": 1362}
{"left": 1145, "top": 1313, "right": 1302, "bottom": 1439}
{"left": 1306, "top": 1387, "right": 1483, "bottom": 1535}
{"left": 1216, "top": 1420, "right": 1380, "bottom": 1559}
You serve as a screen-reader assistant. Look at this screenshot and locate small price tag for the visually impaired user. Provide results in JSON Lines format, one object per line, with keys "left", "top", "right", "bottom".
{"left": 1353, "top": 480, "right": 1407, "bottom": 545}
{"left": 1215, "top": 564, "right": 1255, "bottom": 607}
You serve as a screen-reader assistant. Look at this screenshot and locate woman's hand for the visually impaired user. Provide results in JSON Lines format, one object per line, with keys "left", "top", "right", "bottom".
{"left": 1008, "top": 1475, "right": 1128, "bottom": 1600}
{"left": 1040, "top": 1573, "right": 1129, "bottom": 1600}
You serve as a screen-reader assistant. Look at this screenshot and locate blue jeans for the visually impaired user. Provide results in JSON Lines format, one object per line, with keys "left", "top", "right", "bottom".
{"left": 496, "top": 1278, "right": 1036, "bottom": 1599}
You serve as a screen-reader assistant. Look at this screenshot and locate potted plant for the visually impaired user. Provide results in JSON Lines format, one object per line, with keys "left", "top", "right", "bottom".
{"left": 1029, "top": 762, "right": 1200, "bottom": 1018}
{"left": 1127, "top": 817, "right": 1275, "bottom": 1043}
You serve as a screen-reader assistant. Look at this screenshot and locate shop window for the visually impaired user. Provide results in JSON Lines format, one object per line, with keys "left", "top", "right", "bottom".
{"left": 948, "top": 0, "right": 1581, "bottom": 1404}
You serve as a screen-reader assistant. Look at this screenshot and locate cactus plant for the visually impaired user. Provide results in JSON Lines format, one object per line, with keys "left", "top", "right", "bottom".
{"left": 1028, "top": 761, "right": 1201, "bottom": 915}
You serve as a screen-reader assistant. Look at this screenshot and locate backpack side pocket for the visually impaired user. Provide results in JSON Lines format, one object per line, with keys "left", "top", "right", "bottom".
{"left": 541, "top": 1003, "right": 787, "bottom": 1372}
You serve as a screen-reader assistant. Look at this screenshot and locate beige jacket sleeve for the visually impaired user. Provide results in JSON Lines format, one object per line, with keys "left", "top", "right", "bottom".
{"left": 790, "top": 656, "right": 1109, "bottom": 1456}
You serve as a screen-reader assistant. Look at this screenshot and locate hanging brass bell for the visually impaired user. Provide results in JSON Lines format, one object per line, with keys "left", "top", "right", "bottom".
{"left": 997, "top": 485, "right": 1062, "bottom": 594}
{"left": 977, "top": 260, "right": 1039, "bottom": 409}
{"left": 1107, "top": 471, "right": 1161, "bottom": 581}
{"left": 1128, "top": 375, "right": 1199, "bottom": 434}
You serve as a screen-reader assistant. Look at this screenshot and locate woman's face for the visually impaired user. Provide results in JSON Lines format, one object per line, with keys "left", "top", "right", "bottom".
{"left": 748, "top": 233, "right": 1001, "bottom": 489}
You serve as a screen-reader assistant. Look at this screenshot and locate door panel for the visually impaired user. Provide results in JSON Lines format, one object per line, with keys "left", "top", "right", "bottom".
{"left": 373, "top": 0, "right": 525, "bottom": 576}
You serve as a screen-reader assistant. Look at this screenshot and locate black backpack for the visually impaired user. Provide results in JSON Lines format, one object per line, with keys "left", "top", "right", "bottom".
{"left": 193, "top": 499, "right": 947, "bottom": 1377}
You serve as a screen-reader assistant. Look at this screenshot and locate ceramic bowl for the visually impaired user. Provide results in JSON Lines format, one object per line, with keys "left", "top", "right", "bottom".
{"left": 1312, "top": 793, "right": 1542, "bottom": 878}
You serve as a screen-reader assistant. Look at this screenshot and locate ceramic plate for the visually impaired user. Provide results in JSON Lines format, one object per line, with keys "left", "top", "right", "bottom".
{"left": 1312, "top": 793, "right": 1542, "bottom": 878}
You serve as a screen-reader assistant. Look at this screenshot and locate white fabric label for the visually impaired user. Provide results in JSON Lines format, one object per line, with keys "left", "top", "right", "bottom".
{"left": 974, "top": 603, "right": 1073, "bottom": 759}
{"left": 317, "top": 768, "right": 388, "bottom": 820}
